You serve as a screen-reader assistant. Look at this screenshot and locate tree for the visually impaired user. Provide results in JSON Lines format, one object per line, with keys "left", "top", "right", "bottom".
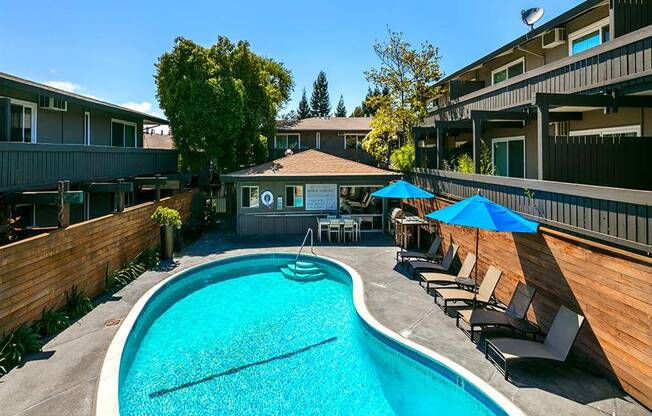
{"left": 350, "top": 106, "right": 365, "bottom": 117}
{"left": 335, "top": 95, "right": 347, "bottom": 117}
{"left": 310, "top": 71, "right": 331, "bottom": 117}
{"left": 156, "top": 36, "right": 293, "bottom": 173}
{"left": 390, "top": 143, "right": 415, "bottom": 172}
{"left": 362, "top": 29, "right": 442, "bottom": 165}
{"left": 297, "top": 88, "right": 311, "bottom": 119}
{"left": 361, "top": 86, "right": 388, "bottom": 116}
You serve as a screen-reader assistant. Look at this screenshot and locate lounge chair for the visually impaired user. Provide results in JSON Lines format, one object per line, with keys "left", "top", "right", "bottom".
{"left": 396, "top": 236, "right": 442, "bottom": 263}
{"left": 433, "top": 265, "right": 502, "bottom": 313}
{"left": 484, "top": 305, "right": 585, "bottom": 380}
{"left": 456, "top": 282, "right": 536, "bottom": 342}
{"left": 406, "top": 243, "right": 459, "bottom": 279}
{"left": 419, "top": 252, "right": 476, "bottom": 293}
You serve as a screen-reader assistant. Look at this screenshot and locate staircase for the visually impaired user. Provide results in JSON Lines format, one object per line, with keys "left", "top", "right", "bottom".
{"left": 281, "top": 260, "right": 325, "bottom": 282}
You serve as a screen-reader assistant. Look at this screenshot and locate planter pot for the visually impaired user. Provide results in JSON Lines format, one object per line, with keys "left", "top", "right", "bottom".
{"left": 160, "top": 225, "right": 175, "bottom": 260}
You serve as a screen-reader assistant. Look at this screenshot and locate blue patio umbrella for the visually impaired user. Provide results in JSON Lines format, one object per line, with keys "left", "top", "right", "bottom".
{"left": 425, "top": 193, "right": 538, "bottom": 302}
{"left": 371, "top": 180, "right": 434, "bottom": 199}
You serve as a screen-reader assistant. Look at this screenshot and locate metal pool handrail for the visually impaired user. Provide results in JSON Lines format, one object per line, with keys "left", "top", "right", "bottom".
{"left": 295, "top": 228, "right": 316, "bottom": 270}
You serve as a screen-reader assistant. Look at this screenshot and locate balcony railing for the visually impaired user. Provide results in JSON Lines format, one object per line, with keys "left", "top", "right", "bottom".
{"left": 411, "top": 168, "right": 652, "bottom": 253}
{"left": 0, "top": 142, "right": 178, "bottom": 192}
{"left": 429, "top": 25, "right": 652, "bottom": 122}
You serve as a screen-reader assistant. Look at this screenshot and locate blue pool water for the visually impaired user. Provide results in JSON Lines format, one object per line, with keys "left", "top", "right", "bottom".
{"left": 119, "top": 254, "right": 508, "bottom": 416}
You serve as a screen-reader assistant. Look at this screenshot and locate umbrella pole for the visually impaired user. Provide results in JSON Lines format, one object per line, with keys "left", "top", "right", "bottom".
{"left": 473, "top": 227, "right": 479, "bottom": 309}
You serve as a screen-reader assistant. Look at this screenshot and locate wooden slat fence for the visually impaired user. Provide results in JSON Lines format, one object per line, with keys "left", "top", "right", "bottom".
{"left": 408, "top": 195, "right": 652, "bottom": 409}
{"left": 543, "top": 135, "right": 652, "bottom": 190}
{"left": 412, "top": 168, "right": 652, "bottom": 253}
{"left": 0, "top": 190, "right": 195, "bottom": 333}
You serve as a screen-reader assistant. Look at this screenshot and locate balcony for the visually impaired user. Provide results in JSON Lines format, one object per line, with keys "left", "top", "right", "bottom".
{"left": 0, "top": 142, "right": 178, "bottom": 192}
{"left": 427, "top": 25, "right": 652, "bottom": 123}
{"left": 411, "top": 168, "right": 652, "bottom": 254}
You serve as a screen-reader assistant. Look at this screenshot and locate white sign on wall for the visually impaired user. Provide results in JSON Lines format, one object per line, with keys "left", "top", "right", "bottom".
{"left": 305, "top": 184, "right": 338, "bottom": 211}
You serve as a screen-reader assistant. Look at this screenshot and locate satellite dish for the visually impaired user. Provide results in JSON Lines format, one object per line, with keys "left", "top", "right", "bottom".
{"left": 521, "top": 8, "right": 544, "bottom": 31}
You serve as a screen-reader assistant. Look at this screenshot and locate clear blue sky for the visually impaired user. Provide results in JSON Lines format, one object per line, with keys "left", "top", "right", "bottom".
{"left": 1, "top": 0, "right": 582, "bottom": 119}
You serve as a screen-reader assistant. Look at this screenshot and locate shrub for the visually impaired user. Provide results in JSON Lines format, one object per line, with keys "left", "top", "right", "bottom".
{"left": 390, "top": 144, "right": 415, "bottom": 172}
{"left": 65, "top": 286, "right": 94, "bottom": 318}
{"left": 34, "top": 308, "right": 70, "bottom": 337}
{"left": 1, "top": 324, "right": 42, "bottom": 368}
{"left": 456, "top": 153, "right": 474, "bottom": 173}
{"left": 151, "top": 207, "right": 182, "bottom": 228}
{"left": 137, "top": 247, "right": 160, "bottom": 270}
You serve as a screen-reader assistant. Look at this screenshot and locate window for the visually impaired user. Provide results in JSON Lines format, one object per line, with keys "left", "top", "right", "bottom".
{"left": 241, "top": 186, "right": 259, "bottom": 208}
{"left": 285, "top": 185, "right": 304, "bottom": 208}
{"left": 316, "top": 132, "right": 321, "bottom": 149}
{"left": 111, "top": 119, "right": 137, "bottom": 147}
{"left": 8, "top": 99, "right": 37, "bottom": 142}
{"left": 492, "top": 137, "right": 525, "bottom": 178}
{"left": 274, "top": 134, "right": 300, "bottom": 149}
{"left": 339, "top": 186, "right": 383, "bottom": 230}
{"left": 570, "top": 125, "right": 640, "bottom": 138}
{"left": 84, "top": 111, "right": 91, "bottom": 145}
{"left": 344, "top": 134, "right": 365, "bottom": 149}
{"left": 491, "top": 58, "right": 525, "bottom": 85}
{"left": 569, "top": 18, "right": 610, "bottom": 55}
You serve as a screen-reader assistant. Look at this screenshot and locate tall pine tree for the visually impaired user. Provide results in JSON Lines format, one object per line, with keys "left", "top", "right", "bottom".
{"left": 335, "top": 95, "right": 346, "bottom": 117}
{"left": 310, "top": 71, "right": 331, "bottom": 117}
{"left": 297, "top": 88, "right": 311, "bottom": 119}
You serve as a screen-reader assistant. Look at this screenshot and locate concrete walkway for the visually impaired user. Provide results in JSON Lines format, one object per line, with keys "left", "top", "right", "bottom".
{"left": 0, "top": 232, "right": 648, "bottom": 416}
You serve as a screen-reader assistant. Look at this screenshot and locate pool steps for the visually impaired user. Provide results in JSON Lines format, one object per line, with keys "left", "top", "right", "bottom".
{"left": 281, "top": 260, "right": 325, "bottom": 282}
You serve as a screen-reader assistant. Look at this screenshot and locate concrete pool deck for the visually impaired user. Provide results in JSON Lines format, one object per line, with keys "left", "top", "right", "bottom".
{"left": 0, "top": 232, "right": 648, "bottom": 416}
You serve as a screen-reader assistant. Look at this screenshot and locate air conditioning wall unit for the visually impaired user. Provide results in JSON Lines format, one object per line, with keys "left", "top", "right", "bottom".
{"left": 542, "top": 28, "right": 566, "bottom": 49}
{"left": 38, "top": 96, "right": 68, "bottom": 111}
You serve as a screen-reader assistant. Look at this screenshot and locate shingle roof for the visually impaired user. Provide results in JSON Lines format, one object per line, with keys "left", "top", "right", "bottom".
{"left": 143, "top": 133, "right": 175, "bottom": 150}
{"left": 222, "top": 149, "right": 399, "bottom": 179}
{"left": 277, "top": 117, "right": 372, "bottom": 131}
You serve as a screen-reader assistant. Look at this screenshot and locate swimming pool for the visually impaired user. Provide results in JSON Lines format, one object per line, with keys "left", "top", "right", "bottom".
{"left": 97, "top": 253, "right": 524, "bottom": 416}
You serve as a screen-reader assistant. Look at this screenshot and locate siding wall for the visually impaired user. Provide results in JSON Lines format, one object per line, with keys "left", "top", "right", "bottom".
{"left": 408, "top": 196, "right": 652, "bottom": 409}
{"left": 426, "top": 25, "right": 652, "bottom": 123}
{"left": 0, "top": 190, "right": 195, "bottom": 333}
{"left": 272, "top": 130, "right": 374, "bottom": 164}
{"left": 0, "top": 85, "right": 144, "bottom": 146}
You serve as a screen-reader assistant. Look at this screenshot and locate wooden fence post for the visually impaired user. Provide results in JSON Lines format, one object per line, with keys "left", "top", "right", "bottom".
{"left": 155, "top": 174, "right": 161, "bottom": 202}
{"left": 57, "top": 180, "right": 70, "bottom": 228}
{"left": 117, "top": 178, "right": 125, "bottom": 212}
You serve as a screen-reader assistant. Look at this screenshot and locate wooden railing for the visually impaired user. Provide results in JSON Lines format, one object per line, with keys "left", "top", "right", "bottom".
{"left": 0, "top": 143, "right": 178, "bottom": 192}
{"left": 544, "top": 135, "right": 652, "bottom": 190}
{"left": 411, "top": 168, "right": 652, "bottom": 253}
{"left": 427, "top": 25, "right": 652, "bottom": 122}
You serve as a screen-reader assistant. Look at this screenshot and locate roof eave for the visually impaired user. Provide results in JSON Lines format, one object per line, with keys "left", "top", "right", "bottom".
{"left": 0, "top": 72, "right": 168, "bottom": 124}
{"left": 434, "top": 0, "right": 605, "bottom": 88}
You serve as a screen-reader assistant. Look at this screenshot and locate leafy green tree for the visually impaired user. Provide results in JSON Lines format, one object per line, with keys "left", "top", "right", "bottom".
{"left": 156, "top": 36, "right": 293, "bottom": 173}
{"left": 335, "top": 95, "right": 346, "bottom": 117}
{"left": 362, "top": 29, "right": 442, "bottom": 165}
{"left": 310, "top": 71, "right": 331, "bottom": 117}
{"left": 297, "top": 88, "right": 311, "bottom": 119}
{"left": 390, "top": 144, "right": 415, "bottom": 172}
{"left": 361, "top": 86, "right": 388, "bottom": 116}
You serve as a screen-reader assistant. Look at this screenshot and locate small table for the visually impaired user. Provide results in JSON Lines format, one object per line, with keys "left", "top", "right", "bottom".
{"left": 455, "top": 276, "right": 476, "bottom": 289}
{"left": 506, "top": 317, "right": 542, "bottom": 340}
{"left": 395, "top": 216, "right": 429, "bottom": 249}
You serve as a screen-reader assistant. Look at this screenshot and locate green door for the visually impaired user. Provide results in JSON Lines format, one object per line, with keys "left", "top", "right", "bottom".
{"left": 493, "top": 141, "right": 508, "bottom": 177}
{"left": 493, "top": 139, "right": 524, "bottom": 178}
{"left": 508, "top": 140, "right": 524, "bottom": 178}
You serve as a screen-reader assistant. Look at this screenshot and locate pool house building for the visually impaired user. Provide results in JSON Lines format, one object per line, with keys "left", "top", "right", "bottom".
{"left": 221, "top": 149, "right": 400, "bottom": 236}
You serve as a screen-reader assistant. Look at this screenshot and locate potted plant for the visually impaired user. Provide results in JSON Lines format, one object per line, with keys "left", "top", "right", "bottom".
{"left": 151, "top": 207, "right": 182, "bottom": 259}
